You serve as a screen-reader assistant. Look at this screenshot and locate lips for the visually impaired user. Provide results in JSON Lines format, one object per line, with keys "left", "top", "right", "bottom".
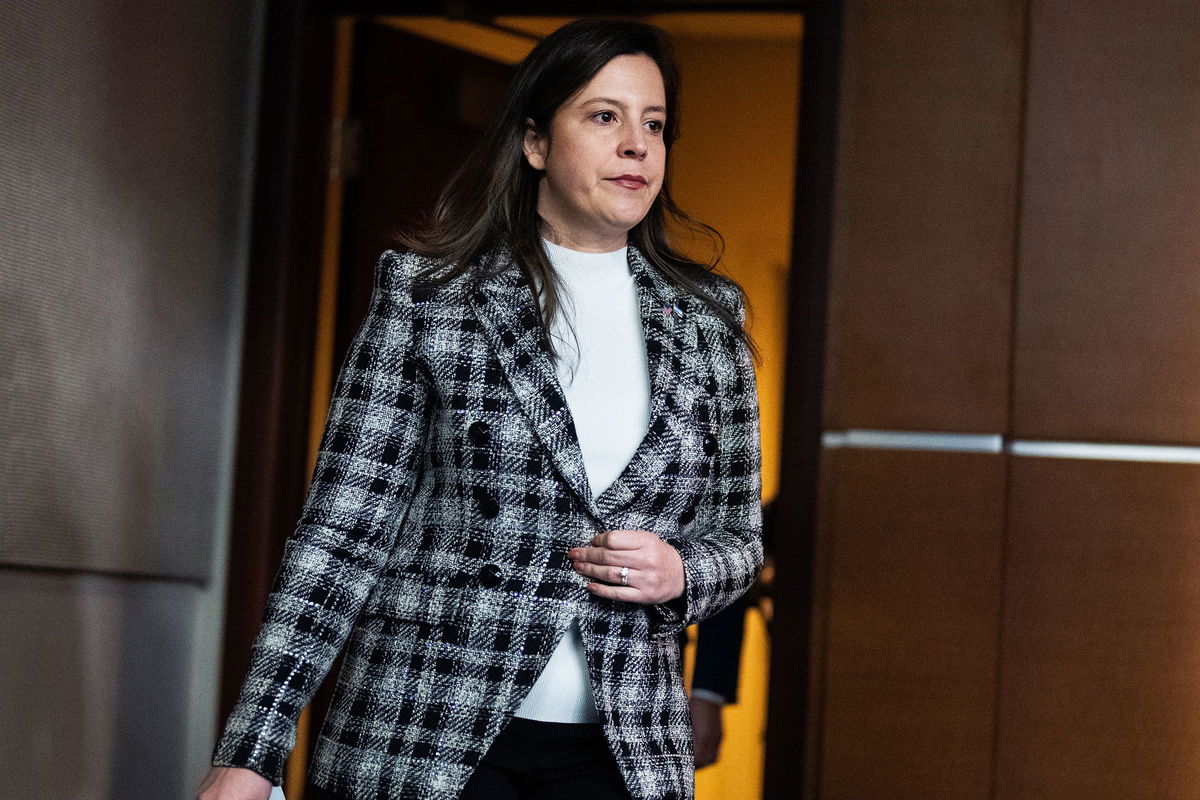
{"left": 607, "top": 174, "right": 648, "bottom": 190}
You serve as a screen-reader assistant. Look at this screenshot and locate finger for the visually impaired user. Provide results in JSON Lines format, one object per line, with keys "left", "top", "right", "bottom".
{"left": 574, "top": 561, "right": 635, "bottom": 586}
{"left": 570, "top": 546, "right": 652, "bottom": 570}
{"left": 585, "top": 582, "right": 648, "bottom": 602}
{"left": 568, "top": 544, "right": 614, "bottom": 566}
{"left": 589, "top": 529, "right": 651, "bottom": 550}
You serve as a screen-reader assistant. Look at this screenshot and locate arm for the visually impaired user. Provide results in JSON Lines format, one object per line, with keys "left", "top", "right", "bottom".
{"left": 649, "top": 284, "right": 763, "bottom": 635}
{"left": 689, "top": 596, "right": 749, "bottom": 768}
{"left": 691, "top": 593, "right": 749, "bottom": 705}
{"left": 210, "top": 250, "right": 430, "bottom": 783}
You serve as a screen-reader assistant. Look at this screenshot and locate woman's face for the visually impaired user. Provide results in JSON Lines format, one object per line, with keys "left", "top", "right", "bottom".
{"left": 523, "top": 53, "right": 667, "bottom": 252}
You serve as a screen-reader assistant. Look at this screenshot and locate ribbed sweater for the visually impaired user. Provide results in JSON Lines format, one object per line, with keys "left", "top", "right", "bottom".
{"left": 512, "top": 238, "right": 651, "bottom": 723}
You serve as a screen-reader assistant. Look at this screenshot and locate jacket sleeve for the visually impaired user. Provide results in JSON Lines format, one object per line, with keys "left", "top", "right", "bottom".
{"left": 211, "top": 250, "right": 430, "bottom": 783}
{"left": 691, "top": 593, "right": 749, "bottom": 704}
{"left": 649, "top": 283, "right": 763, "bottom": 637}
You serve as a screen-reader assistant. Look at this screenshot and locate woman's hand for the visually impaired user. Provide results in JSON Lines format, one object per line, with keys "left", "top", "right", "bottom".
{"left": 568, "top": 530, "right": 684, "bottom": 604}
{"left": 196, "top": 766, "right": 272, "bottom": 800}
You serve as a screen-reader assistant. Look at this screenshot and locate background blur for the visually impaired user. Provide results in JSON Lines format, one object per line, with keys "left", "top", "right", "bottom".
{"left": 2, "top": 1, "right": 1199, "bottom": 799}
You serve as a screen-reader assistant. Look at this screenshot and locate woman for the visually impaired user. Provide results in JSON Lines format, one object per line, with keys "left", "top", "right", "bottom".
{"left": 199, "top": 18, "right": 762, "bottom": 800}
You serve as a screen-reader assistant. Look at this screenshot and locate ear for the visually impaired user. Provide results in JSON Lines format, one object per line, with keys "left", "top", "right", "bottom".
{"left": 523, "top": 118, "right": 548, "bottom": 171}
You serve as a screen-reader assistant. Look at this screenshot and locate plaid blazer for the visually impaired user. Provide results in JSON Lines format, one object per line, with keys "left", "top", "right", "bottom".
{"left": 212, "top": 245, "right": 763, "bottom": 800}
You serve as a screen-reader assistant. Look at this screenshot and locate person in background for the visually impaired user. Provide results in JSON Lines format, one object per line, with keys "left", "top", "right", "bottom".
{"left": 687, "top": 595, "right": 749, "bottom": 768}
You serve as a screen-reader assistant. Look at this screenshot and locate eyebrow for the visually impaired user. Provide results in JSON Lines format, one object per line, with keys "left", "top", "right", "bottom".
{"left": 580, "top": 97, "right": 667, "bottom": 114}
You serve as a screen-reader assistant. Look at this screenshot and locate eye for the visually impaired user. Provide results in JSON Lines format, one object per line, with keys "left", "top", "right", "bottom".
{"left": 644, "top": 119, "right": 665, "bottom": 134}
{"left": 593, "top": 110, "right": 617, "bottom": 124}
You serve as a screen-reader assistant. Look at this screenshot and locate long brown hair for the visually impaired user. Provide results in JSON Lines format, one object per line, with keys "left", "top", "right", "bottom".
{"left": 395, "top": 18, "right": 752, "bottom": 357}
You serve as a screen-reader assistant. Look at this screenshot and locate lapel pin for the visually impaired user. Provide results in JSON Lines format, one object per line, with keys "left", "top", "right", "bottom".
{"left": 662, "top": 302, "right": 685, "bottom": 318}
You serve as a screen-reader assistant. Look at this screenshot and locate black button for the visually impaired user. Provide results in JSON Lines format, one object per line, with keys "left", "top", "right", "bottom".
{"left": 473, "top": 486, "right": 500, "bottom": 519}
{"left": 451, "top": 569, "right": 472, "bottom": 588}
{"left": 412, "top": 282, "right": 434, "bottom": 303}
{"left": 703, "top": 433, "right": 718, "bottom": 456}
{"left": 704, "top": 377, "right": 718, "bottom": 396}
{"left": 478, "top": 563, "right": 503, "bottom": 588}
{"left": 468, "top": 420, "right": 490, "bottom": 445}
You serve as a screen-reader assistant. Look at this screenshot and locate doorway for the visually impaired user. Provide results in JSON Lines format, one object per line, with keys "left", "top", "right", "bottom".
{"left": 224, "top": 5, "right": 839, "bottom": 799}
{"left": 329, "top": 16, "right": 797, "bottom": 794}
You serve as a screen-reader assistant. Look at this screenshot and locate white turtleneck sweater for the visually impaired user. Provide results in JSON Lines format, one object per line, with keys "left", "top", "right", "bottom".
{"left": 512, "top": 238, "right": 652, "bottom": 723}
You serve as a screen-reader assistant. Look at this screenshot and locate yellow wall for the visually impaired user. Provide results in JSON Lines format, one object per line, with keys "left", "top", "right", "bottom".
{"left": 669, "top": 36, "right": 800, "bottom": 504}
{"left": 669, "top": 33, "right": 800, "bottom": 800}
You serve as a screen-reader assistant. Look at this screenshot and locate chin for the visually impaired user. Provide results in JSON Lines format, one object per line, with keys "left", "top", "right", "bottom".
{"left": 608, "top": 206, "right": 654, "bottom": 232}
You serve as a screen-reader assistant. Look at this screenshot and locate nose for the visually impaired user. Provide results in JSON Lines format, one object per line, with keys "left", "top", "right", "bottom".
{"left": 620, "top": 126, "right": 648, "bottom": 159}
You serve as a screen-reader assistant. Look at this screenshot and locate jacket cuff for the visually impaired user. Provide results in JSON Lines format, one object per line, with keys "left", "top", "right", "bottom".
{"left": 645, "top": 537, "right": 692, "bottom": 637}
{"left": 211, "top": 734, "right": 288, "bottom": 786}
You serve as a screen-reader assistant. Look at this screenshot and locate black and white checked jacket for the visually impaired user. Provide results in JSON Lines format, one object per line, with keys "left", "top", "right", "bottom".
{"left": 212, "top": 245, "right": 763, "bottom": 800}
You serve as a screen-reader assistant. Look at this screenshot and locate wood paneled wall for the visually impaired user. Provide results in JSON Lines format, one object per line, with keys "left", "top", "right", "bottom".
{"left": 810, "top": 2, "right": 1200, "bottom": 798}
{"left": 822, "top": 1, "right": 1024, "bottom": 433}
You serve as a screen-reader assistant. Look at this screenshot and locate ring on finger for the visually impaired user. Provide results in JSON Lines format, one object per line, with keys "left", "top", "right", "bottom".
{"left": 620, "top": 566, "right": 630, "bottom": 587}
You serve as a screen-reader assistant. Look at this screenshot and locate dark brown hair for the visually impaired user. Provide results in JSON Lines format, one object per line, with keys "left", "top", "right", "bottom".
{"left": 395, "top": 18, "right": 751, "bottom": 357}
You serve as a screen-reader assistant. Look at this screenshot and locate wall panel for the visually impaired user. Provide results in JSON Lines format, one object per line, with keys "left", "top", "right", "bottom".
{"left": 822, "top": 1, "right": 1024, "bottom": 432}
{"left": 996, "top": 457, "right": 1200, "bottom": 799}
{"left": 0, "top": 0, "right": 261, "bottom": 794}
{"left": 1013, "top": 1, "right": 1200, "bottom": 442}
{"left": 818, "top": 449, "right": 1006, "bottom": 800}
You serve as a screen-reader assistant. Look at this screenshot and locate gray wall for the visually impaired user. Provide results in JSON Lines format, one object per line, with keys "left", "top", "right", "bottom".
{"left": 0, "top": 1, "right": 264, "bottom": 796}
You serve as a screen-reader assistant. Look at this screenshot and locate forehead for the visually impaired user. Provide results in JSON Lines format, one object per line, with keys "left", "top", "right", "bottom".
{"left": 568, "top": 53, "right": 667, "bottom": 109}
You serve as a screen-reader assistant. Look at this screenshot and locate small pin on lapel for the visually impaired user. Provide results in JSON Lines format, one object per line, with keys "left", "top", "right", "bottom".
{"left": 662, "top": 302, "right": 685, "bottom": 318}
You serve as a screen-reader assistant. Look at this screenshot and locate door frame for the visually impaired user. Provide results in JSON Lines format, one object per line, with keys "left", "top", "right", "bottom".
{"left": 224, "top": 4, "right": 843, "bottom": 799}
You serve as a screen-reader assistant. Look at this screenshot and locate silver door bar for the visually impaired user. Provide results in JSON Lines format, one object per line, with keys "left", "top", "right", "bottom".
{"left": 822, "top": 430, "right": 1200, "bottom": 464}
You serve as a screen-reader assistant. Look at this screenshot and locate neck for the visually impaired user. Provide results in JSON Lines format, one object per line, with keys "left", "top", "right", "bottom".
{"left": 537, "top": 206, "right": 629, "bottom": 252}
{"left": 540, "top": 227, "right": 627, "bottom": 253}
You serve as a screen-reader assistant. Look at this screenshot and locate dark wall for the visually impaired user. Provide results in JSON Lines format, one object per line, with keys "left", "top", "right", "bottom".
{"left": 0, "top": 1, "right": 264, "bottom": 796}
{"left": 810, "top": 1, "right": 1200, "bottom": 798}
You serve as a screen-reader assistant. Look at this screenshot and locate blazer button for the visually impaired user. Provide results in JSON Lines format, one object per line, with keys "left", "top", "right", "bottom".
{"left": 473, "top": 486, "right": 500, "bottom": 519}
{"left": 703, "top": 432, "right": 718, "bottom": 456}
{"left": 468, "top": 420, "right": 490, "bottom": 445}
{"left": 478, "top": 563, "right": 503, "bottom": 588}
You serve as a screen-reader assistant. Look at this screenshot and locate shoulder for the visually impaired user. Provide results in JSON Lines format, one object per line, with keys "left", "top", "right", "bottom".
{"left": 373, "top": 249, "right": 476, "bottom": 302}
{"left": 688, "top": 269, "right": 747, "bottom": 328}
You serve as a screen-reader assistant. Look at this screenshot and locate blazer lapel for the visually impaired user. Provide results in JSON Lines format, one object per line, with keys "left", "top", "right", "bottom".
{"left": 466, "top": 251, "right": 597, "bottom": 513}
{"left": 594, "top": 245, "right": 700, "bottom": 519}
{"left": 466, "top": 245, "right": 701, "bottom": 523}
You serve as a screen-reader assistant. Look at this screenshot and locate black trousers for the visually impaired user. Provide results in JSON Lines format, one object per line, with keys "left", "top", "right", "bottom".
{"left": 306, "top": 718, "right": 631, "bottom": 800}
{"left": 459, "top": 717, "right": 632, "bottom": 800}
